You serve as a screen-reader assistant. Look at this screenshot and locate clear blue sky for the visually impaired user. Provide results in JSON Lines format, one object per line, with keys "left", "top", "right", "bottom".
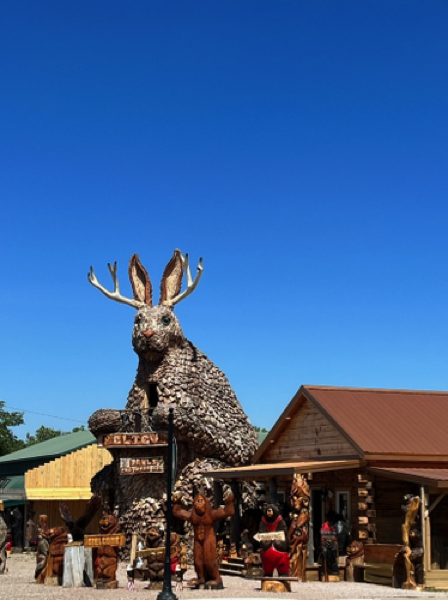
{"left": 1, "top": 1, "right": 448, "bottom": 438}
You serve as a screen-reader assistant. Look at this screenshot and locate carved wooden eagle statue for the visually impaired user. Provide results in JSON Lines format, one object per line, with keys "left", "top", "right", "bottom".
{"left": 59, "top": 494, "right": 102, "bottom": 541}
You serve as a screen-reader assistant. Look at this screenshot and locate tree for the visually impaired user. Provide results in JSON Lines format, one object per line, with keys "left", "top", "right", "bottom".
{"left": 71, "top": 426, "right": 85, "bottom": 433}
{"left": 254, "top": 426, "right": 269, "bottom": 433}
{"left": 0, "top": 401, "right": 25, "bottom": 456}
{"left": 24, "top": 424, "right": 86, "bottom": 446}
{"left": 25, "top": 425, "right": 63, "bottom": 446}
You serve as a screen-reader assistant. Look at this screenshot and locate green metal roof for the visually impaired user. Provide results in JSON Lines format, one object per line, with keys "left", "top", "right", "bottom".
{"left": 0, "top": 430, "right": 96, "bottom": 464}
{"left": 1, "top": 474, "right": 24, "bottom": 491}
{"left": 0, "top": 475, "right": 26, "bottom": 505}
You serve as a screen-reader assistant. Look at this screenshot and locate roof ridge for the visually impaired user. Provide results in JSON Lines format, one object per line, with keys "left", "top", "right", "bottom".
{"left": 304, "top": 385, "right": 448, "bottom": 396}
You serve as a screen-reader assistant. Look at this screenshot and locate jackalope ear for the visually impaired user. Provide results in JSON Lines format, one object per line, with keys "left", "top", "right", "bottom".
{"left": 159, "top": 250, "right": 183, "bottom": 306}
{"left": 128, "top": 254, "right": 152, "bottom": 306}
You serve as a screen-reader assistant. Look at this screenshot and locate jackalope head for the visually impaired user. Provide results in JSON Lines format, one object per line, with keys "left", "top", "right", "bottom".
{"left": 88, "top": 250, "right": 203, "bottom": 361}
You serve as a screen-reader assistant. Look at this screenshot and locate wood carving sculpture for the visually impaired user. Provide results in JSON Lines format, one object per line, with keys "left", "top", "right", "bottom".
{"left": 87, "top": 251, "right": 258, "bottom": 549}
{"left": 318, "top": 519, "right": 339, "bottom": 582}
{"left": 35, "top": 515, "right": 50, "bottom": 583}
{"left": 60, "top": 495, "right": 102, "bottom": 541}
{"left": 95, "top": 514, "right": 120, "bottom": 588}
{"left": 393, "top": 495, "right": 423, "bottom": 590}
{"left": 173, "top": 489, "right": 234, "bottom": 589}
{"left": 45, "top": 527, "right": 68, "bottom": 585}
{"left": 142, "top": 525, "right": 165, "bottom": 587}
{"left": 0, "top": 504, "right": 7, "bottom": 575}
{"left": 345, "top": 541, "right": 364, "bottom": 582}
{"left": 289, "top": 473, "right": 310, "bottom": 582}
{"left": 259, "top": 504, "right": 290, "bottom": 577}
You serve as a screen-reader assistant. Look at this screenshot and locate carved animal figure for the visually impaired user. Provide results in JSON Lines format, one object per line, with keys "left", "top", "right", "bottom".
{"left": 45, "top": 527, "right": 68, "bottom": 584}
{"left": 35, "top": 515, "right": 50, "bottom": 583}
{"left": 60, "top": 495, "right": 101, "bottom": 541}
{"left": 88, "top": 251, "right": 258, "bottom": 466}
{"left": 259, "top": 504, "right": 290, "bottom": 576}
{"left": 95, "top": 514, "right": 120, "bottom": 588}
{"left": 87, "top": 251, "right": 258, "bottom": 551}
{"left": 0, "top": 506, "right": 7, "bottom": 575}
{"left": 143, "top": 525, "right": 165, "bottom": 585}
{"left": 345, "top": 540, "right": 364, "bottom": 582}
{"left": 173, "top": 490, "right": 234, "bottom": 589}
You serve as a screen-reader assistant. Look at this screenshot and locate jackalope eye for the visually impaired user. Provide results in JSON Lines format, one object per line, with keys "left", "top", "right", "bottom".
{"left": 161, "top": 316, "right": 171, "bottom": 326}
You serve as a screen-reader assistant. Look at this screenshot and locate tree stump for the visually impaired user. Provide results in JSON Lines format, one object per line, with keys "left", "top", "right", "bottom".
{"left": 63, "top": 546, "right": 94, "bottom": 587}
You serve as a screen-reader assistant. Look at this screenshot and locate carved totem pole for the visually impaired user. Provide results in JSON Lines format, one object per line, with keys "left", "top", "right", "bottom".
{"left": 289, "top": 473, "right": 310, "bottom": 582}
{"left": 87, "top": 251, "right": 258, "bottom": 549}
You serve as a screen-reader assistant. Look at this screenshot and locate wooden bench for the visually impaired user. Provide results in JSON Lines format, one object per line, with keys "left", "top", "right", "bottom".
{"left": 353, "top": 544, "right": 401, "bottom": 586}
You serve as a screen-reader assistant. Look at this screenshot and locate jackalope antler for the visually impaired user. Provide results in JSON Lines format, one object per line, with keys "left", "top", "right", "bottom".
{"left": 88, "top": 262, "right": 145, "bottom": 309}
{"left": 88, "top": 251, "right": 203, "bottom": 308}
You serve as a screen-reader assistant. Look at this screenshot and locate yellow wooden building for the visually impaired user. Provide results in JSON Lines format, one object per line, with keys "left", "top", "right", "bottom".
{"left": 25, "top": 443, "right": 112, "bottom": 531}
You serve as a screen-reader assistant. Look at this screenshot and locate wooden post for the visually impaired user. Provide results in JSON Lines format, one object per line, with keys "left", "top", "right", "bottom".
{"left": 422, "top": 487, "right": 431, "bottom": 572}
{"left": 230, "top": 479, "right": 241, "bottom": 547}
{"left": 130, "top": 533, "right": 138, "bottom": 566}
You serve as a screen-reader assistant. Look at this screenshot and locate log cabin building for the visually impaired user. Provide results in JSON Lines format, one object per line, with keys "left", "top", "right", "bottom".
{"left": 206, "top": 385, "right": 448, "bottom": 586}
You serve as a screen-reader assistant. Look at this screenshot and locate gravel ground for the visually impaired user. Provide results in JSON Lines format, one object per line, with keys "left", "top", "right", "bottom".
{"left": 1, "top": 554, "right": 447, "bottom": 600}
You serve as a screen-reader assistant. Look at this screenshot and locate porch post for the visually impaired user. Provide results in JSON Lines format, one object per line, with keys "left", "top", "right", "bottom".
{"left": 420, "top": 486, "right": 431, "bottom": 572}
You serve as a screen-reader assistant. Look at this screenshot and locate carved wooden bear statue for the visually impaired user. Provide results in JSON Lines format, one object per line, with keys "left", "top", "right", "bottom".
{"left": 259, "top": 504, "right": 290, "bottom": 577}
{"left": 95, "top": 514, "right": 120, "bottom": 589}
{"left": 173, "top": 490, "right": 234, "bottom": 589}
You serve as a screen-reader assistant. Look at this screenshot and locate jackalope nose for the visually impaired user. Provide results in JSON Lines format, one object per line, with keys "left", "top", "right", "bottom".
{"left": 143, "top": 330, "right": 154, "bottom": 338}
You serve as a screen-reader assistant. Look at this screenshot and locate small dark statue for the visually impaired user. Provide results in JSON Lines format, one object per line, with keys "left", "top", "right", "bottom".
{"left": 143, "top": 525, "right": 165, "bottom": 587}
{"left": 95, "top": 514, "right": 120, "bottom": 589}
{"left": 318, "top": 518, "right": 339, "bottom": 582}
{"left": 259, "top": 504, "right": 290, "bottom": 576}
{"left": 173, "top": 489, "right": 234, "bottom": 589}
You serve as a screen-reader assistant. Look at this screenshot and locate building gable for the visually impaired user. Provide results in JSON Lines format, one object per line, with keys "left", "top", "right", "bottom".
{"left": 262, "top": 395, "right": 359, "bottom": 463}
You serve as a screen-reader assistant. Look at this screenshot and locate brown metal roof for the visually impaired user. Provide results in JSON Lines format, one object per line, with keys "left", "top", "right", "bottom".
{"left": 369, "top": 467, "right": 448, "bottom": 488}
{"left": 304, "top": 385, "right": 448, "bottom": 456}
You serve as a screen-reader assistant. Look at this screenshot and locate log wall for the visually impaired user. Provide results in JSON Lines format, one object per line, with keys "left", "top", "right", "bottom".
{"left": 264, "top": 398, "right": 357, "bottom": 462}
{"left": 368, "top": 475, "right": 419, "bottom": 545}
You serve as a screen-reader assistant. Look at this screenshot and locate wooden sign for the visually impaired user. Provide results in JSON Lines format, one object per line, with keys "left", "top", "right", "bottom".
{"left": 120, "top": 457, "right": 164, "bottom": 475}
{"left": 253, "top": 531, "right": 285, "bottom": 542}
{"left": 136, "top": 547, "right": 172, "bottom": 558}
{"left": 99, "top": 432, "right": 168, "bottom": 448}
{"left": 84, "top": 533, "right": 126, "bottom": 548}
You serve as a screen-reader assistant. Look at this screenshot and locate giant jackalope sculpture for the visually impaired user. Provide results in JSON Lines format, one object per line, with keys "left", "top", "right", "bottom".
{"left": 87, "top": 250, "right": 258, "bottom": 548}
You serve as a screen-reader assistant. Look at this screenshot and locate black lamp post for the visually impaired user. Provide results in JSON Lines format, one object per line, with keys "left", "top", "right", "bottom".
{"left": 157, "top": 407, "right": 177, "bottom": 600}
